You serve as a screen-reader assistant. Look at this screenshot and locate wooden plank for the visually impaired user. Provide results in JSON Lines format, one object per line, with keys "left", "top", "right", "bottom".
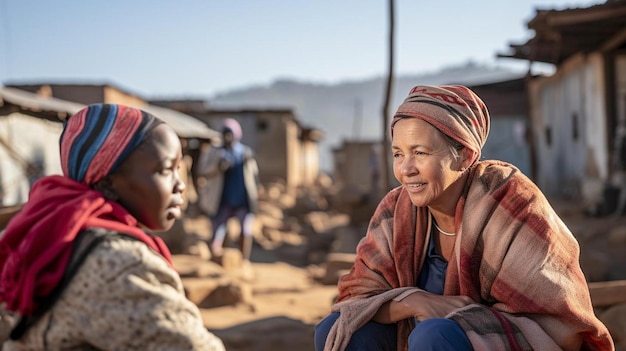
{"left": 588, "top": 280, "right": 626, "bottom": 308}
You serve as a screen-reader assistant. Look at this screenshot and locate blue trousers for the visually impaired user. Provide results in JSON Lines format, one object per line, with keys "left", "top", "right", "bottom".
{"left": 210, "top": 206, "right": 253, "bottom": 247}
{"left": 314, "top": 312, "right": 473, "bottom": 351}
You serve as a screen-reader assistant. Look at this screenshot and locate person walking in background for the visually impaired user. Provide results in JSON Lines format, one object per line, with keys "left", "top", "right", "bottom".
{"left": 314, "top": 85, "right": 614, "bottom": 351}
{"left": 0, "top": 104, "right": 225, "bottom": 350}
{"left": 196, "top": 118, "right": 259, "bottom": 262}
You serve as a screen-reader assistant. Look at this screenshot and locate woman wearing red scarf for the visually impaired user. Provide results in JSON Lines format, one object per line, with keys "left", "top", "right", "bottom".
{"left": 315, "top": 86, "right": 614, "bottom": 351}
{"left": 0, "top": 104, "right": 225, "bottom": 350}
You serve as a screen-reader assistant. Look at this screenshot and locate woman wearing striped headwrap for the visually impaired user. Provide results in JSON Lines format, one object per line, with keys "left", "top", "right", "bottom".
{"left": 315, "top": 86, "right": 614, "bottom": 351}
{"left": 0, "top": 104, "right": 225, "bottom": 350}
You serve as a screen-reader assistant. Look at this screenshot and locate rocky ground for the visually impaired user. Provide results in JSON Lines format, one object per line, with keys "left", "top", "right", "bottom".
{"left": 200, "top": 261, "right": 336, "bottom": 351}
{"left": 176, "top": 213, "right": 337, "bottom": 351}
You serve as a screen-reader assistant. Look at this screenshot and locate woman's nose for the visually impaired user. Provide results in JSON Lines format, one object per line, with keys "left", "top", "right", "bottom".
{"left": 174, "top": 172, "right": 186, "bottom": 193}
{"left": 400, "top": 157, "right": 417, "bottom": 176}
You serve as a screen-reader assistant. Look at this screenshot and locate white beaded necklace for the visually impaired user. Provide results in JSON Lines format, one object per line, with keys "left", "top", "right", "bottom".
{"left": 433, "top": 219, "right": 456, "bottom": 236}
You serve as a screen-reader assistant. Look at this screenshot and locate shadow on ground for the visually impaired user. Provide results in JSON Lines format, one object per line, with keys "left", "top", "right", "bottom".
{"left": 212, "top": 316, "right": 316, "bottom": 351}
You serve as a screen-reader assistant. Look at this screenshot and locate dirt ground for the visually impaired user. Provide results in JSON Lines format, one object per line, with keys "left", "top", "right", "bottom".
{"left": 200, "top": 259, "right": 336, "bottom": 351}
{"left": 178, "top": 212, "right": 337, "bottom": 351}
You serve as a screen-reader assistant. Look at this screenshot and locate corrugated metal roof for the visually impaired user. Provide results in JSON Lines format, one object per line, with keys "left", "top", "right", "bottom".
{"left": 497, "top": 1, "right": 626, "bottom": 64}
{"left": 138, "top": 104, "right": 220, "bottom": 140}
{"left": 0, "top": 87, "right": 84, "bottom": 119}
{"left": 0, "top": 87, "right": 220, "bottom": 139}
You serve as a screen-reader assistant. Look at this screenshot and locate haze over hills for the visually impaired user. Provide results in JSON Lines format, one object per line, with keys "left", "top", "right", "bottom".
{"left": 209, "top": 61, "right": 527, "bottom": 172}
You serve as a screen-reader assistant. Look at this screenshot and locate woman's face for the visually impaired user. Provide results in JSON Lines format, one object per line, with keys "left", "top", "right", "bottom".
{"left": 392, "top": 118, "right": 466, "bottom": 210}
{"left": 110, "top": 124, "right": 186, "bottom": 231}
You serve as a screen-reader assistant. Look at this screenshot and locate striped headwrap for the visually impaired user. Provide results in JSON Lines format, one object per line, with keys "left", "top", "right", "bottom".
{"left": 60, "top": 104, "right": 160, "bottom": 185}
{"left": 391, "top": 85, "right": 490, "bottom": 164}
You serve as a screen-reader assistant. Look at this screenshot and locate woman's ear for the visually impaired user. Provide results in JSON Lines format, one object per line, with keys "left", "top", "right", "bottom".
{"left": 92, "top": 176, "right": 119, "bottom": 201}
{"left": 459, "top": 148, "right": 476, "bottom": 171}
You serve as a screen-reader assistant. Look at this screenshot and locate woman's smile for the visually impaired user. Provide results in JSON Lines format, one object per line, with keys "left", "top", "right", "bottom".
{"left": 404, "top": 182, "right": 426, "bottom": 192}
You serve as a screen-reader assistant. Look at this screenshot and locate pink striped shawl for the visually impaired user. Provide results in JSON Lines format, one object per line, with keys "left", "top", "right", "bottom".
{"left": 326, "top": 160, "right": 614, "bottom": 351}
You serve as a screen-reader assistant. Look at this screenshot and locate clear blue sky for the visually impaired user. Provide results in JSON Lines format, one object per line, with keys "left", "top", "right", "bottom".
{"left": 0, "top": 0, "right": 603, "bottom": 99}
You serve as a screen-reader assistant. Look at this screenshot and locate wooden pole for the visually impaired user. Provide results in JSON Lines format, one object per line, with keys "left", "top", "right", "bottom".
{"left": 381, "top": 0, "right": 395, "bottom": 192}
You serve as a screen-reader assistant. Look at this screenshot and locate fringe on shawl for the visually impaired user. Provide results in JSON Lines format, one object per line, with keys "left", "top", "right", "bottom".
{"left": 326, "top": 288, "right": 421, "bottom": 351}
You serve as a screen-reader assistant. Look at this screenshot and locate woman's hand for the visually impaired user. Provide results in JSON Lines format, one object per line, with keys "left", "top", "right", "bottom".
{"left": 218, "top": 159, "right": 232, "bottom": 171}
{"left": 401, "top": 291, "right": 475, "bottom": 321}
{"left": 372, "top": 291, "right": 475, "bottom": 324}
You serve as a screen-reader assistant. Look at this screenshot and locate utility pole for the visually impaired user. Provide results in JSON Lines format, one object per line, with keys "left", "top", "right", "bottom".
{"left": 352, "top": 98, "right": 362, "bottom": 140}
{"left": 381, "top": 0, "right": 395, "bottom": 192}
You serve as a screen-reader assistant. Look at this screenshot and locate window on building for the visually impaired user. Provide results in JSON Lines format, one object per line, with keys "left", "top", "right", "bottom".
{"left": 545, "top": 126, "right": 552, "bottom": 146}
{"left": 572, "top": 112, "right": 579, "bottom": 141}
{"left": 257, "top": 119, "right": 268, "bottom": 131}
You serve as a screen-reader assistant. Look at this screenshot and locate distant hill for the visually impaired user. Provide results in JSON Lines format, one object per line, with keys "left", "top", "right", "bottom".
{"left": 209, "top": 61, "right": 525, "bottom": 172}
